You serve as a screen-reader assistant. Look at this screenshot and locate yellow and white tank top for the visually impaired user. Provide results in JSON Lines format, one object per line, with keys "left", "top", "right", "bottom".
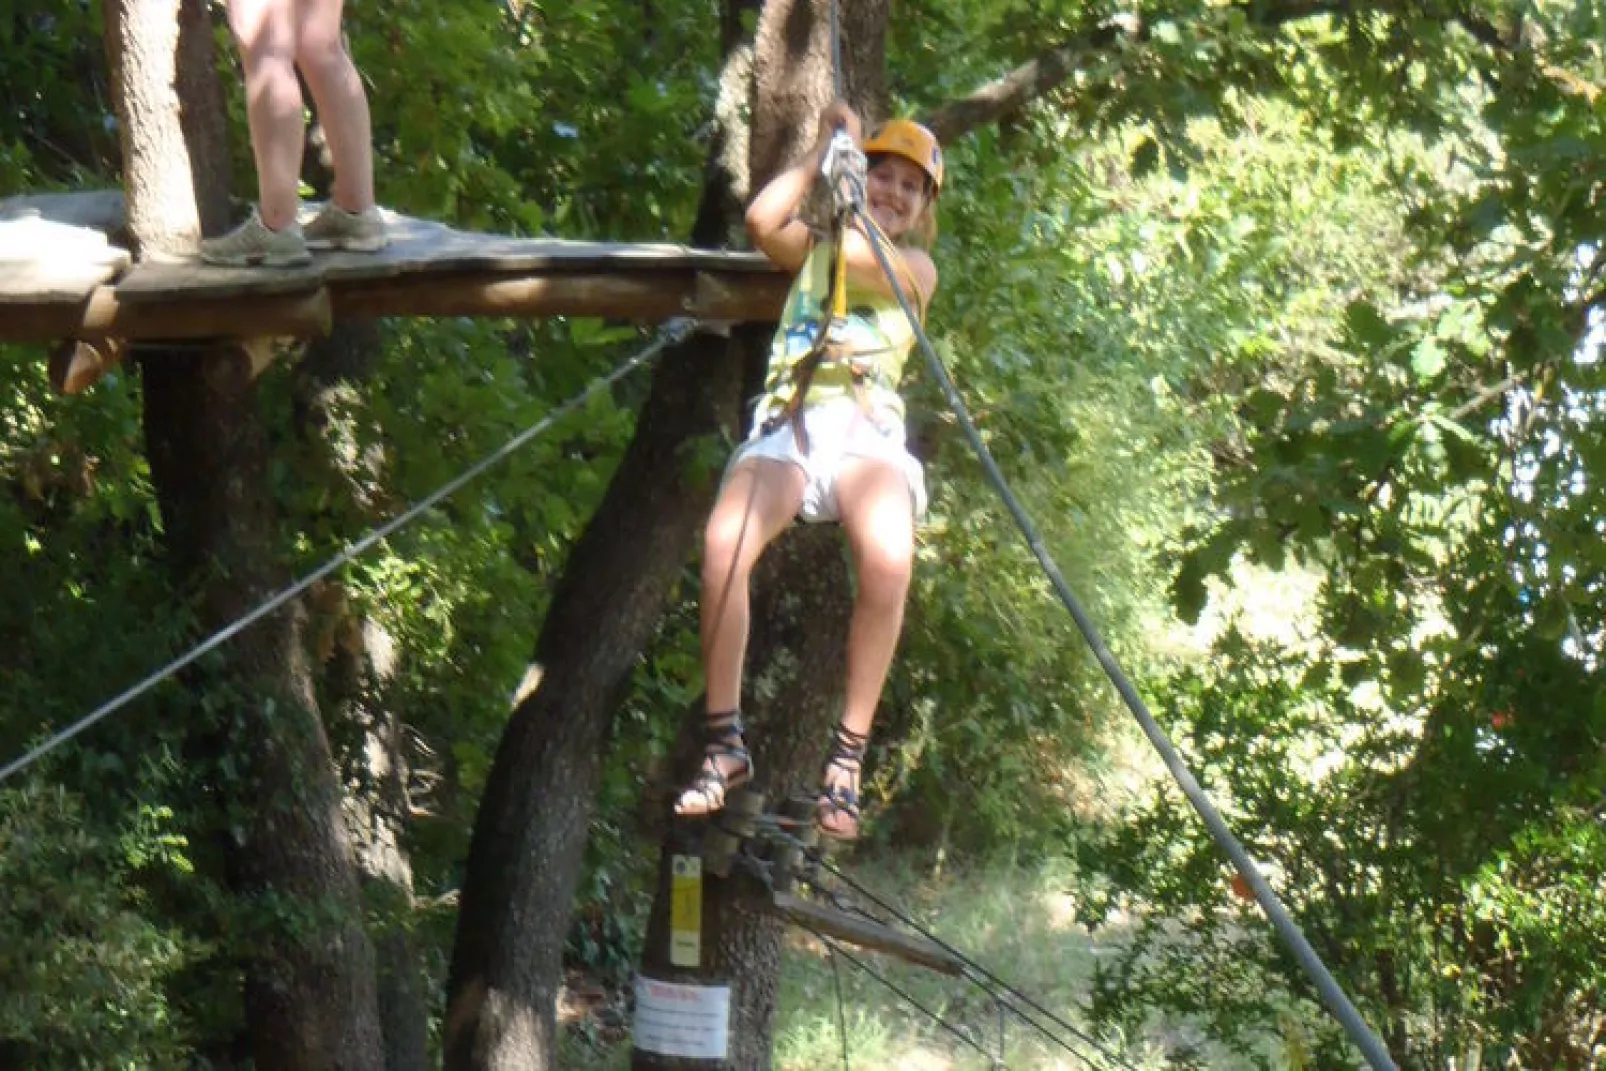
{"left": 754, "top": 238, "right": 920, "bottom": 422}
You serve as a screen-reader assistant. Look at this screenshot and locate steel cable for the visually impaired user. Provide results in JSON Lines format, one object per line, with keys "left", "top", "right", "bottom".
{"left": 0, "top": 319, "right": 694, "bottom": 785}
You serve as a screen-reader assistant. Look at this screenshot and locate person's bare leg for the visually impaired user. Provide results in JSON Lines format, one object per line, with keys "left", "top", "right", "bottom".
{"left": 700, "top": 458, "right": 805, "bottom": 712}
{"left": 818, "top": 457, "right": 914, "bottom": 837}
{"left": 676, "top": 457, "right": 804, "bottom": 815}
{"left": 228, "top": 0, "right": 304, "bottom": 230}
{"left": 293, "top": 0, "right": 374, "bottom": 211}
{"left": 835, "top": 459, "right": 914, "bottom": 736}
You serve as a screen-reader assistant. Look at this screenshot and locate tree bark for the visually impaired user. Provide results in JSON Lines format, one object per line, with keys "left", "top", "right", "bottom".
{"left": 441, "top": 328, "right": 750, "bottom": 1071}
{"left": 443, "top": 2, "right": 892, "bottom": 1067}
{"left": 440, "top": 3, "right": 775, "bottom": 1065}
{"left": 104, "top": 1, "right": 384, "bottom": 1066}
{"left": 296, "top": 323, "right": 431, "bottom": 1071}
{"left": 633, "top": 3, "right": 889, "bottom": 1069}
{"left": 440, "top": 15, "right": 759, "bottom": 1055}
{"left": 634, "top": 527, "right": 855, "bottom": 1071}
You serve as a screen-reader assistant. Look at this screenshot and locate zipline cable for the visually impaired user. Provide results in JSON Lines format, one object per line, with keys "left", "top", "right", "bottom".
{"left": 0, "top": 319, "right": 694, "bottom": 787}
{"left": 813, "top": 6, "right": 1114, "bottom": 1066}
{"left": 803, "top": 859, "right": 1133, "bottom": 1071}
{"left": 846, "top": 193, "right": 1400, "bottom": 1071}
{"left": 818, "top": 6, "right": 1392, "bottom": 1066}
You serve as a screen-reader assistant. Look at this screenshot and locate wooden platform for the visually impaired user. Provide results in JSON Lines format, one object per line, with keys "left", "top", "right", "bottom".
{"left": 0, "top": 192, "right": 788, "bottom": 352}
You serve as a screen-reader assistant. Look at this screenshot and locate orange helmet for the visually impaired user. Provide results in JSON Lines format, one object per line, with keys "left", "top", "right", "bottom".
{"left": 863, "top": 119, "right": 943, "bottom": 194}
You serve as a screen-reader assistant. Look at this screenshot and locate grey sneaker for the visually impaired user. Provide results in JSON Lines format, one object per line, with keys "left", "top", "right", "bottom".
{"left": 199, "top": 207, "right": 311, "bottom": 267}
{"left": 303, "top": 202, "right": 388, "bottom": 252}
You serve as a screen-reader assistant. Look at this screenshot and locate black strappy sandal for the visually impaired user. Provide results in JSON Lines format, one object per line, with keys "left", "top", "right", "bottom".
{"left": 674, "top": 711, "right": 753, "bottom": 817}
{"left": 816, "top": 723, "right": 869, "bottom": 841}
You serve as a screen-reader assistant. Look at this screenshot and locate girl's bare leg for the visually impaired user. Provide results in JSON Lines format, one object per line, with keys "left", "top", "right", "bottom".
{"left": 834, "top": 458, "right": 915, "bottom": 738}
{"left": 818, "top": 457, "right": 914, "bottom": 837}
{"left": 700, "top": 458, "right": 806, "bottom": 713}
{"left": 676, "top": 457, "right": 804, "bottom": 816}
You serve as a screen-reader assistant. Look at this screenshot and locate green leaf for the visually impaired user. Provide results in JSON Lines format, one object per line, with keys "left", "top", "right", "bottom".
{"left": 1411, "top": 337, "right": 1447, "bottom": 380}
{"left": 1344, "top": 300, "right": 1393, "bottom": 349}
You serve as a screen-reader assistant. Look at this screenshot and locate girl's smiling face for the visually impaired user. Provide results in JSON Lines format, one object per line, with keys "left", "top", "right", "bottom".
{"left": 865, "top": 155, "right": 931, "bottom": 241}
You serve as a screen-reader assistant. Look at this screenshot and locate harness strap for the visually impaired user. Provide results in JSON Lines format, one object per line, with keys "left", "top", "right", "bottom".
{"left": 761, "top": 211, "right": 914, "bottom": 450}
{"left": 762, "top": 214, "right": 852, "bottom": 453}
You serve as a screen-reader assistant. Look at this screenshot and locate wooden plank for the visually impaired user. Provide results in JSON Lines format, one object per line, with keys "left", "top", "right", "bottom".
{"left": 766, "top": 891, "right": 965, "bottom": 976}
{"left": 115, "top": 208, "right": 775, "bottom": 303}
{"left": 331, "top": 269, "right": 789, "bottom": 323}
{"left": 0, "top": 195, "right": 788, "bottom": 339}
{"left": 0, "top": 215, "right": 131, "bottom": 303}
{"left": 115, "top": 257, "right": 326, "bottom": 300}
{"left": 0, "top": 266, "right": 783, "bottom": 344}
{"left": 0, "top": 286, "right": 331, "bottom": 344}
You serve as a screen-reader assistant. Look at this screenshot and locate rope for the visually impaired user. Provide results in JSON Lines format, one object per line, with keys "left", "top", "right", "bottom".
{"left": 804, "top": 925, "right": 1004, "bottom": 1069}
{"left": 802, "top": 860, "right": 1129, "bottom": 1070}
{"left": 846, "top": 194, "right": 1400, "bottom": 1071}
{"left": 828, "top": 0, "right": 844, "bottom": 102}
{"left": 0, "top": 319, "right": 694, "bottom": 787}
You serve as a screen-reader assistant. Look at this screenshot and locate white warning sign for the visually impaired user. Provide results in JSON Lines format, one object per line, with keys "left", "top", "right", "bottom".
{"left": 632, "top": 976, "right": 731, "bottom": 1059}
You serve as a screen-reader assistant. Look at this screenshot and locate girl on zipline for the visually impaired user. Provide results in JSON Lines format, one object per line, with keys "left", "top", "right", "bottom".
{"left": 676, "top": 100, "right": 942, "bottom": 841}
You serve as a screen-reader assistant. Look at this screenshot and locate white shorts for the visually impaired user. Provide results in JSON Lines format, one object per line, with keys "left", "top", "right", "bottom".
{"left": 726, "top": 399, "right": 928, "bottom": 523}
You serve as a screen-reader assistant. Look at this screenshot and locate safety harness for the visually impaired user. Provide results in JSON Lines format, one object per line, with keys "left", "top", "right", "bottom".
{"left": 758, "top": 132, "right": 910, "bottom": 454}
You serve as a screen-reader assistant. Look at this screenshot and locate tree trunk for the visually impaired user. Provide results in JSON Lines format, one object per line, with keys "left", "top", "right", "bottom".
{"left": 633, "top": 4, "right": 890, "bottom": 1069}
{"left": 440, "top": 30, "right": 759, "bottom": 1058}
{"left": 443, "top": 2, "right": 890, "bottom": 1066}
{"left": 635, "top": 527, "right": 855, "bottom": 1071}
{"left": 337, "top": 614, "right": 430, "bottom": 1071}
{"left": 440, "top": 3, "right": 771, "bottom": 1064}
{"left": 441, "top": 326, "right": 750, "bottom": 1070}
{"left": 296, "top": 323, "right": 431, "bottom": 1071}
{"left": 104, "top": 2, "right": 384, "bottom": 1066}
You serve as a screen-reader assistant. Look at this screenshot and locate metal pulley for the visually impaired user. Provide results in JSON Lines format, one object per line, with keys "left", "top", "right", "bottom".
{"left": 820, "top": 127, "right": 867, "bottom": 216}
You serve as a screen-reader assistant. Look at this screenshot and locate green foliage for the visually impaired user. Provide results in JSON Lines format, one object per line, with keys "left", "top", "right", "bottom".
{"left": 0, "top": 2, "right": 117, "bottom": 185}
{"left": 5, "top": 0, "right": 718, "bottom": 1054}
{"left": 0, "top": 785, "right": 199, "bottom": 1066}
{"left": 878, "top": 97, "right": 1406, "bottom": 856}
{"left": 5, "top": 0, "right": 1606, "bottom": 1063}
{"left": 1056, "top": 10, "right": 1606, "bottom": 1060}
{"left": 1078, "top": 630, "right": 1606, "bottom": 1065}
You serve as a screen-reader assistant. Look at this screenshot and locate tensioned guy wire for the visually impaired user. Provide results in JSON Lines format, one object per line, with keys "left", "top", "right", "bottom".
{"left": 0, "top": 319, "right": 693, "bottom": 786}
{"left": 808, "top": 926, "right": 1005, "bottom": 1069}
{"left": 816, "top": 863, "right": 1131, "bottom": 1066}
{"left": 802, "top": 861, "right": 1131, "bottom": 1070}
{"left": 816, "top": 0, "right": 1392, "bottom": 1061}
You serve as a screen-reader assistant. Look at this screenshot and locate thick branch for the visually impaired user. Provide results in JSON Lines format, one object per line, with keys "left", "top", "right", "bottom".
{"left": 921, "top": 19, "right": 1138, "bottom": 142}
{"left": 923, "top": 0, "right": 1598, "bottom": 143}
{"left": 1454, "top": 7, "right": 1603, "bottom": 101}
{"left": 921, "top": 0, "right": 1350, "bottom": 141}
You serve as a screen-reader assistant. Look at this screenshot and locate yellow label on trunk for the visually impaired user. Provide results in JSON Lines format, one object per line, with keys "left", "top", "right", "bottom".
{"left": 669, "top": 854, "right": 702, "bottom": 968}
